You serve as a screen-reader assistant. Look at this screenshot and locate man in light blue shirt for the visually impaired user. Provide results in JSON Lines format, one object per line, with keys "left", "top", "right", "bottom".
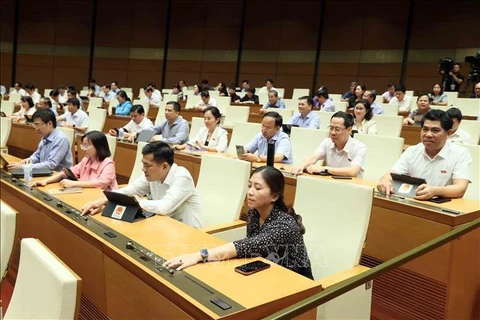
{"left": 260, "top": 90, "right": 286, "bottom": 114}
{"left": 241, "top": 111, "right": 293, "bottom": 164}
{"left": 317, "top": 91, "right": 335, "bottom": 112}
{"left": 57, "top": 98, "right": 89, "bottom": 137}
{"left": 150, "top": 101, "right": 189, "bottom": 144}
{"left": 287, "top": 96, "right": 320, "bottom": 129}
{"left": 89, "top": 79, "right": 101, "bottom": 96}
{"left": 7, "top": 110, "right": 72, "bottom": 171}
{"left": 363, "top": 90, "right": 384, "bottom": 115}
{"left": 102, "top": 84, "right": 117, "bottom": 102}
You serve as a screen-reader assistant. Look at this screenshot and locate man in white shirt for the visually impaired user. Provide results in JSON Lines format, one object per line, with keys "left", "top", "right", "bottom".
{"left": 111, "top": 81, "right": 120, "bottom": 94}
{"left": 89, "top": 79, "right": 101, "bottom": 96}
{"left": 143, "top": 86, "right": 161, "bottom": 107}
{"left": 57, "top": 98, "right": 89, "bottom": 136}
{"left": 101, "top": 84, "right": 116, "bottom": 102}
{"left": 316, "top": 91, "right": 335, "bottom": 112}
{"left": 389, "top": 84, "right": 412, "bottom": 112}
{"left": 108, "top": 104, "right": 153, "bottom": 141}
{"left": 58, "top": 86, "right": 68, "bottom": 104}
{"left": 377, "top": 109, "right": 471, "bottom": 200}
{"left": 258, "top": 78, "right": 282, "bottom": 98}
{"left": 13, "top": 82, "right": 26, "bottom": 96}
{"left": 446, "top": 107, "right": 472, "bottom": 144}
{"left": 292, "top": 111, "right": 366, "bottom": 177}
{"left": 194, "top": 91, "right": 217, "bottom": 111}
{"left": 81, "top": 141, "right": 202, "bottom": 228}
{"left": 287, "top": 96, "right": 320, "bottom": 129}
{"left": 25, "top": 83, "right": 41, "bottom": 104}
{"left": 382, "top": 82, "right": 396, "bottom": 103}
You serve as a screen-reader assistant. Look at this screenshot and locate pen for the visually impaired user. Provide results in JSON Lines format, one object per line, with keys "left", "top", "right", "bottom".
{"left": 441, "top": 208, "right": 460, "bottom": 215}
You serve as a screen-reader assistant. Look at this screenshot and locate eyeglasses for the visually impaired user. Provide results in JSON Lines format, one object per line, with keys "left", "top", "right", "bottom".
{"left": 31, "top": 122, "right": 45, "bottom": 128}
{"left": 261, "top": 125, "right": 277, "bottom": 132}
{"left": 327, "top": 125, "right": 347, "bottom": 133}
{"left": 80, "top": 144, "right": 93, "bottom": 151}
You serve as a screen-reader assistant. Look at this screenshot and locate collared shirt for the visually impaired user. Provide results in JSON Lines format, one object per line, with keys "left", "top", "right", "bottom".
{"left": 258, "top": 86, "right": 282, "bottom": 98}
{"left": 115, "top": 100, "right": 133, "bottom": 115}
{"left": 189, "top": 126, "right": 228, "bottom": 153}
{"left": 154, "top": 89, "right": 163, "bottom": 101}
{"left": 61, "top": 109, "right": 89, "bottom": 137}
{"left": 59, "top": 92, "right": 68, "bottom": 104}
{"left": 233, "top": 206, "right": 312, "bottom": 278}
{"left": 65, "top": 156, "right": 118, "bottom": 191}
{"left": 448, "top": 128, "right": 472, "bottom": 145}
{"left": 342, "top": 91, "right": 354, "bottom": 100}
{"left": 14, "top": 107, "right": 36, "bottom": 117}
{"left": 123, "top": 117, "right": 154, "bottom": 134}
{"left": 152, "top": 116, "right": 189, "bottom": 144}
{"left": 319, "top": 99, "right": 335, "bottom": 112}
{"left": 27, "top": 91, "right": 41, "bottom": 104}
{"left": 428, "top": 93, "right": 448, "bottom": 104}
{"left": 287, "top": 111, "right": 320, "bottom": 129}
{"left": 391, "top": 141, "right": 471, "bottom": 186}
{"left": 353, "top": 119, "right": 377, "bottom": 135}
{"left": 103, "top": 90, "right": 116, "bottom": 102}
{"left": 371, "top": 102, "right": 384, "bottom": 115}
{"left": 389, "top": 95, "right": 412, "bottom": 112}
{"left": 314, "top": 137, "right": 367, "bottom": 177}
{"left": 117, "top": 163, "right": 202, "bottom": 228}
{"left": 382, "top": 91, "right": 395, "bottom": 102}
{"left": 142, "top": 94, "right": 161, "bottom": 107}
{"left": 261, "top": 99, "right": 286, "bottom": 110}
{"left": 94, "top": 85, "right": 100, "bottom": 96}
{"left": 195, "top": 97, "right": 217, "bottom": 108}
{"left": 240, "top": 94, "right": 259, "bottom": 104}
{"left": 29, "top": 129, "right": 73, "bottom": 171}
{"left": 246, "top": 130, "right": 293, "bottom": 164}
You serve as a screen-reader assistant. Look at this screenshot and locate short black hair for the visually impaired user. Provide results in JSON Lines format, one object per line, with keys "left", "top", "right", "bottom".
{"left": 89, "top": 79, "right": 96, "bottom": 83}
{"left": 201, "top": 79, "right": 209, "bottom": 85}
{"left": 67, "top": 98, "right": 80, "bottom": 108}
{"left": 246, "top": 88, "right": 256, "bottom": 94}
{"left": 21, "top": 96, "right": 34, "bottom": 108}
{"left": 266, "top": 78, "right": 274, "bottom": 84}
{"left": 387, "top": 82, "right": 395, "bottom": 88}
{"left": 298, "top": 96, "right": 313, "bottom": 106}
{"left": 364, "top": 90, "right": 376, "bottom": 101}
{"left": 446, "top": 107, "right": 463, "bottom": 123}
{"left": 32, "top": 109, "right": 57, "bottom": 128}
{"left": 200, "top": 90, "right": 210, "bottom": 98}
{"left": 421, "top": 109, "right": 453, "bottom": 132}
{"left": 331, "top": 111, "right": 354, "bottom": 128}
{"left": 142, "top": 141, "right": 174, "bottom": 166}
{"left": 394, "top": 84, "right": 406, "bottom": 93}
{"left": 242, "top": 80, "right": 249, "bottom": 84}
{"left": 130, "top": 104, "right": 145, "bottom": 114}
{"left": 145, "top": 86, "right": 154, "bottom": 93}
{"left": 453, "top": 63, "right": 461, "bottom": 68}
{"left": 317, "top": 90, "right": 329, "bottom": 99}
{"left": 166, "top": 101, "right": 181, "bottom": 112}
{"left": 50, "top": 89, "right": 59, "bottom": 98}
{"left": 67, "top": 89, "right": 77, "bottom": 96}
{"left": 83, "top": 131, "right": 111, "bottom": 161}
{"left": 40, "top": 97, "right": 52, "bottom": 109}
{"left": 103, "top": 84, "right": 111, "bottom": 89}
{"left": 25, "top": 83, "right": 35, "bottom": 90}
{"left": 263, "top": 111, "right": 283, "bottom": 127}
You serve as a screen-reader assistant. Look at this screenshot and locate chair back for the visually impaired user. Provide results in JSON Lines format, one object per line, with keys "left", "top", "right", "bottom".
{"left": 227, "top": 122, "right": 261, "bottom": 155}
{"left": 282, "top": 99, "right": 297, "bottom": 110}
{"left": 122, "top": 87, "right": 133, "bottom": 93}
{"left": 314, "top": 110, "right": 335, "bottom": 129}
{"left": 189, "top": 117, "right": 204, "bottom": 141}
{"left": 196, "top": 155, "right": 250, "bottom": 227}
{"left": 155, "top": 103, "right": 166, "bottom": 125}
{"left": 1, "top": 201, "right": 16, "bottom": 279}
{"left": 381, "top": 103, "right": 399, "bottom": 116}
{"left": 216, "top": 96, "right": 230, "bottom": 114}
{"left": 0, "top": 101, "right": 15, "bottom": 115}
{"left": 57, "top": 127, "right": 74, "bottom": 151}
{"left": 43, "top": 89, "right": 53, "bottom": 97}
{"left": 88, "top": 97, "right": 103, "bottom": 111}
{"left": 132, "top": 99, "right": 150, "bottom": 118}
{"left": 290, "top": 127, "right": 329, "bottom": 166}
{"left": 459, "top": 119, "right": 480, "bottom": 145}
{"left": 224, "top": 106, "right": 250, "bottom": 127}
{"left": 186, "top": 95, "right": 201, "bottom": 109}
{"left": 461, "top": 144, "right": 479, "bottom": 201}
{"left": 275, "top": 88, "right": 285, "bottom": 98}
{"left": 1, "top": 117, "right": 12, "bottom": 148}
{"left": 88, "top": 108, "right": 107, "bottom": 132}
{"left": 329, "top": 94, "right": 342, "bottom": 102}
{"left": 292, "top": 88, "right": 310, "bottom": 100}
{"left": 258, "top": 92, "right": 268, "bottom": 105}
{"left": 106, "top": 134, "right": 117, "bottom": 158}
{"left": 373, "top": 115, "right": 403, "bottom": 137}
{"left": 406, "top": 90, "right": 414, "bottom": 96}
{"left": 272, "top": 108, "right": 294, "bottom": 121}
{"left": 129, "top": 141, "right": 148, "bottom": 184}
{"left": 163, "top": 94, "right": 178, "bottom": 102}
{"left": 4, "top": 238, "right": 81, "bottom": 320}
{"left": 80, "top": 90, "right": 88, "bottom": 96}
{"left": 444, "top": 91, "right": 458, "bottom": 106}
{"left": 454, "top": 98, "right": 480, "bottom": 117}
{"left": 355, "top": 134, "right": 404, "bottom": 181}
{"left": 294, "top": 176, "right": 373, "bottom": 280}
{"left": 8, "top": 93, "right": 21, "bottom": 103}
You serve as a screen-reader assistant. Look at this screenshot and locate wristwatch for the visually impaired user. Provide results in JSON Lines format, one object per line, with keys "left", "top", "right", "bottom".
{"left": 324, "top": 166, "right": 329, "bottom": 174}
{"left": 200, "top": 248, "right": 209, "bottom": 263}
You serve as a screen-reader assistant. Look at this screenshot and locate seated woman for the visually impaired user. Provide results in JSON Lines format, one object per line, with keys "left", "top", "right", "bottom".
{"left": 175, "top": 106, "right": 228, "bottom": 153}
{"left": 172, "top": 84, "right": 184, "bottom": 100}
{"left": 163, "top": 166, "right": 313, "bottom": 279}
{"left": 115, "top": 90, "right": 133, "bottom": 115}
{"left": 9, "top": 96, "right": 36, "bottom": 123}
{"left": 192, "top": 84, "right": 201, "bottom": 96}
{"left": 428, "top": 83, "right": 448, "bottom": 106}
{"left": 216, "top": 82, "right": 228, "bottom": 96}
{"left": 352, "top": 99, "right": 377, "bottom": 135}
{"left": 347, "top": 83, "right": 366, "bottom": 109}
{"left": 28, "top": 131, "right": 119, "bottom": 191}
{"left": 403, "top": 94, "right": 431, "bottom": 125}
{"left": 237, "top": 88, "right": 259, "bottom": 104}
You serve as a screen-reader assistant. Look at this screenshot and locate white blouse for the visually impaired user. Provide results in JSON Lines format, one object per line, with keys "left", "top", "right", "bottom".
{"left": 189, "top": 126, "right": 228, "bottom": 152}
{"left": 353, "top": 119, "right": 377, "bottom": 135}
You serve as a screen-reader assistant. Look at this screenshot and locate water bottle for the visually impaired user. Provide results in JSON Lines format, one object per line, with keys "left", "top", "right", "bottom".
{"left": 118, "top": 128, "right": 124, "bottom": 140}
{"left": 23, "top": 163, "right": 33, "bottom": 183}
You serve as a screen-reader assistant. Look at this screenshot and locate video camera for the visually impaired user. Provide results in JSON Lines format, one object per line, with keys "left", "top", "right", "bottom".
{"left": 465, "top": 54, "right": 480, "bottom": 83}
{"left": 438, "top": 57, "right": 455, "bottom": 74}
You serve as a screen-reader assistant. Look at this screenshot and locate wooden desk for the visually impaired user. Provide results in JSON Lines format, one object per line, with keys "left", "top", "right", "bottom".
{"left": 1, "top": 155, "right": 320, "bottom": 319}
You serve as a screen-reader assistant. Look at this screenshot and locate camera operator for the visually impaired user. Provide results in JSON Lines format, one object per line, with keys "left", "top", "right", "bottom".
{"left": 442, "top": 63, "right": 464, "bottom": 92}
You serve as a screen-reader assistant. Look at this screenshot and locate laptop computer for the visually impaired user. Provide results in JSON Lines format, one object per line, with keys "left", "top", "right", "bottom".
{"left": 135, "top": 130, "right": 156, "bottom": 143}
{"left": 390, "top": 173, "right": 427, "bottom": 198}
{"left": 102, "top": 190, "right": 155, "bottom": 222}
{"left": 1, "top": 154, "right": 53, "bottom": 178}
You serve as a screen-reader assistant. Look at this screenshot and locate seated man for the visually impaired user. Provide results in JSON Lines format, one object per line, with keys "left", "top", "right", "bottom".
{"left": 25, "top": 83, "right": 41, "bottom": 105}
{"left": 316, "top": 90, "right": 335, "bottom": 112}
{"left": 446, "top": 107, "right": 471, "bottom": 144}
{"left": 389, "top": 84, "right": 412, "bottom": 112}
{"left": 363, "top": 90, "right": 384, "bottom": 115}
{"left": 194, "top": 90, "right": 217, "bottom": 111}
{"left": 238, "top": 88, "right": 259, "bottom": 104}
{"left": 382, "top": 82, "right": 396, "bottom": 103}
{"left": 56, "top": 98, "right": 89, "bottom": 137}
{"left": 292, "top": 111, "right": 366, "bottom": 177}
{"left": 470, "top": 83, "right": 480, "bottom": 98}
{"left": 108, "top": 104, "right": 154, "bottom": 141}
{"left": 149, "top": 101, "right": 189, "bottom": 144}
{"left": 377, "top": 109, "right": 471, "bottom": 200}
{"left": 341, "top": 81, "right": 356, "bottom": 101}
{"left": 241, "top": 111, "right": 293, "bottom": 164}
{"left": 143, "top": 86, "right": 161, "bottom": 108}
{"left": 287, "top": 96, "right": 319, "bottom": 129}
{"left": 101, "top": 84, "right": 117, "bottom": 102}
{"left": 260, "top": 90, "right": 285, "bottom": 114}
{"left": 81, "top": 141, "right": 202, "bottom": 228}
{"left": 258, "top": 78, "right": 281, "bottom": 98}
{"left": 6, "top": 110, "right": 73, "bottom": 171}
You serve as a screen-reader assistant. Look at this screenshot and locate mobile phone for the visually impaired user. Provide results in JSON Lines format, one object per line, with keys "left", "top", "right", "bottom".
{"left": 234, "top": 260, "right": 270, "bottom": 275}
{"left": 62, "top": 167, "right": 78, "bottom": 181}
{"left": 332, "top": 176, "right": 352, "bottom": 180}
{"left": 0, "top": 111, "right": 6, "bottom": 117}
{"left": 429, "top": 196, "right": 451, "bottom": 204}
{"left": 236, "top": 145, "right": 245, "bottom": 158}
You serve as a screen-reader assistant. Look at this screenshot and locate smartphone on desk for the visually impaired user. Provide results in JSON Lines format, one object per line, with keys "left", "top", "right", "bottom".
{"left": 234, "top": 260, "right": 270, "bottom": 276}
{"left": 236, "top": 145, "right": 245, "bottom": 158}
{"left": 429, "top": 196, "right": 451, "bottom": 204}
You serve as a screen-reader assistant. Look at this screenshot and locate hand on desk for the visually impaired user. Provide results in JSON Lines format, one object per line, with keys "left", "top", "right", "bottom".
{"left": 108, "top": 129, "right": 117, "bottom": 136}
{"left": 59, "top": 179, "right": 77, "bottom": 189}
{"left": 163, "top": 252, "right": 202, "bottom": 271}
{"left": 240, "top": 153, "right": 258, "bottom": 162}
{"left": 376, "top": 175, "right": 394, "bottom": 195}
{"left": 81, "top": 198, "right": 108, "bottom": 216}
{"left": 28, "top": 179, "right": 47, "bottom": 188}
{"left": 6, "top": 160, "right": 27, "bottom": 170}
{"left": 291, "top": 166, "right": 304, "bottom": 176}
{"left": 305, "top": 165, "right": 324, "bottom": 175}
{"left": 414, "top": 184, "right": 435, "bottom": 200}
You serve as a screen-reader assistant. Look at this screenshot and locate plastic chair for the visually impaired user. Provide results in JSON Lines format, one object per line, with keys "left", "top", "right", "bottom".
{"left": 227, "top": 122, "right": 261, "bottom": 155}
{"left": 0, "top": 101, "right": 15, "bottom": 115}
{"left": 355, "top": 134, "right": 404, "bottom": 182}
{"left": 272, "top": 108, "right": 294, "bottom": 122}
{"left": 88, "top": 108, "right": 107, "bottom": 132}
{"left": 223, "top": 106, "right": 250, "bottom": 127}
{"left": 373, "top": 115, "right": 403, "bottom": 137}
{"left": 185, "top": 95, "right": 201, "bottom": 109}
{"left": 129, "top": 141, "right": 148, "bottom": 184}
{"left": 458, "top": 120, "right": 480, "bottom": 145}
{"left": 290, "top": 127, "right": 329, "bottom": 166}
{"left": 196, "top": 154, "right": 250, "bottom": 228}
{"left": 106, "top": 134, "right": 117, "bottom": 159}
{"left": 4, "top": 238, "right": 81, "bottom": 320}
{"left": 1, "top": 201, "right": 16, "bottom": 280}
{"left": 282, "top": 99, "right": 298, "bottom": 110}
{"left": 163, "top": 94, "right": 178, "bottom": 102}
{"left": 1, "top": 117, "right": 12, "bottom": 148}
{"left": 461, "top": 144, "right": 479, "bottom": 201}
{"left": 294, "top": 176, "right": 373, "bottom": 319}
{"left": 57, "top": 127, "right": 75, "bottom": 151}
{"left": 292, "top": 88, "right": 310, "bottom": 100}
{"left": 189, "top": 117, "right": 204, "bottom": 141}
{"left": 454, "top": 98, "right": 480, "bottom": 117}
{"left": 381, "top": 103, "right": 399, "bottom": 116}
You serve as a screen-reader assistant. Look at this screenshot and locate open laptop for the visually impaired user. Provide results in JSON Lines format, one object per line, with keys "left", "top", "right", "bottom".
{"left": 102, "top": 190, "right": 155, "bottom": 222}
{"left": 390, "top": 173, "right": 427, "bottom": 198}
{"left": 135, "top": 130, "right": 156, "bottom": 143}
{"left": 1, "top": 154, "right": 53, "bottom": 178}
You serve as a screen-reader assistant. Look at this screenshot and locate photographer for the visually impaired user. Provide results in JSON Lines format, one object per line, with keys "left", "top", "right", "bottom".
{"left": 440, "top": 62, "right": 464, "bottom": 92}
